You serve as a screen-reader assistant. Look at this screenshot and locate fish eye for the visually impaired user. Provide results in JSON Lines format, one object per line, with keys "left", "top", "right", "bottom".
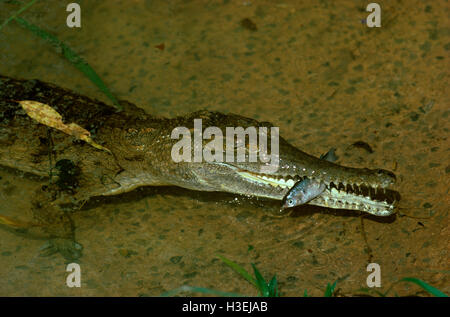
{"left": 288, "top": 199, "right": 295, "bottom": 206}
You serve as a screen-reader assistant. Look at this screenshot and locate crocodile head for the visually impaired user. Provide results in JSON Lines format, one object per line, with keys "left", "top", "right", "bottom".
{"left": 168, "top": 112, "right": 400, "bottom": 217}
{"left": 189, "top": 148, "right": 399, "bottom": 216}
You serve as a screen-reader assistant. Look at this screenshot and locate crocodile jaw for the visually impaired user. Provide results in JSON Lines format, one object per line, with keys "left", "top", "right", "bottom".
{"left": 235, "top": 170, "right": 399, "bottom": 216}
{"left": 309, "top": 187, "right": 396, "bottom": 216}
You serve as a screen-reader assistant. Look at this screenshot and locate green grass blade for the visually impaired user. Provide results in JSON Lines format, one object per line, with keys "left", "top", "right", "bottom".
{"left": 324, "top": 280, "right": 338, "bottom": 297}
{"left": 251, "top": 263, "right": 269, "bottom": 296}
{"left": 161, "top": 285, "right": 244, "bottom": 297}
{"left": 268, "top": 275, "right": 280, "bottom": 297}
{"left": 0, "top": 0, "right": 38, "bottom": 31}
{"left": 400, "top": 278, "right": 448, "bottom": 297}
{"left": 13, "top": 17, "right": 122, "bottom": 111}
{"left": 217, "top": 255, "right": 257, "bottom": 287}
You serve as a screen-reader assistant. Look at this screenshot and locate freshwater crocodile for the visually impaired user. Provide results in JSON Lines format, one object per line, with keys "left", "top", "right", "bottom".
{"left": 0, "top": 75, "right": 400, "bottom": 259}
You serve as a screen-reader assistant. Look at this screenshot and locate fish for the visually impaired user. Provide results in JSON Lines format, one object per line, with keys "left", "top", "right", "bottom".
{"left": 281, "top": 148, "right": 337, "bottom": 210}
{"left": 281, "top": 178, "right": 326, "bottom": 210}
{"left": 319, "top": 147, "right": 338, "bottom": 162}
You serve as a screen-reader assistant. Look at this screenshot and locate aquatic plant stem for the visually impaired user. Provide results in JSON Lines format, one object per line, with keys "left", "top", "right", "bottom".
{"left": 0, "top": 0, "right": 38, "bottom": 31}
{"left": 13, "top": 17, "right": 123, "bottom": 111}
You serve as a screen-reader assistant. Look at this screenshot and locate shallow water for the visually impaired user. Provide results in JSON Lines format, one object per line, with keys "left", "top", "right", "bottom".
{"left": 0, "top": 0, "right": 448, "bottom": 296}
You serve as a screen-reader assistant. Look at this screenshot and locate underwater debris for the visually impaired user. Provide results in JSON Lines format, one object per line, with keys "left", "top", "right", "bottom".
{"left": 241, "top": 18, "right": 257, "bottom": 31}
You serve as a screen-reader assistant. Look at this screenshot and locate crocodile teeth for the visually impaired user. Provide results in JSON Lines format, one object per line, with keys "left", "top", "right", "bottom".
{"left": 232, "top": 165, "right": 398, "bottom": 216}
{"left": 238, "top": 171, "right": 297, "bottom": 188}
{"left": 346, "top": 184, "right": 353, "bottom": 193}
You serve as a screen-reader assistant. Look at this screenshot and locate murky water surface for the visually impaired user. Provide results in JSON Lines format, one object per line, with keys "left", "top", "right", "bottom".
{"left": 0, "top": 0, "right": 448, "bottom": 296}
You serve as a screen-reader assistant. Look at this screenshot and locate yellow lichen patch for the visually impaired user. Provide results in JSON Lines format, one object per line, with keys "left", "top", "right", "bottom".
{"left": 19, "top": 100, "right": 111, "bottom": 154}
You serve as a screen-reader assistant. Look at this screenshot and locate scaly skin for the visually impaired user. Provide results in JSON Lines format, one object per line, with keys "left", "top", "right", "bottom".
{"left": 0, "top": 75, "right": 400, "bottom": 259}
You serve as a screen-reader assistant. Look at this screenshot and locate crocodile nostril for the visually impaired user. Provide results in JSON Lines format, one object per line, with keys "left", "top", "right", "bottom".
{"left": 377, "top": 169, "right": 396, "bottom": 179}
{"left": 383, "top": 170, "right": 396, "bottom": 180}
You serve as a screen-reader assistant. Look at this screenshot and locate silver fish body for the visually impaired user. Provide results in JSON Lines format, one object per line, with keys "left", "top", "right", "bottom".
{"left": 282, "top": 178, "right": 326, "bottom": 209}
